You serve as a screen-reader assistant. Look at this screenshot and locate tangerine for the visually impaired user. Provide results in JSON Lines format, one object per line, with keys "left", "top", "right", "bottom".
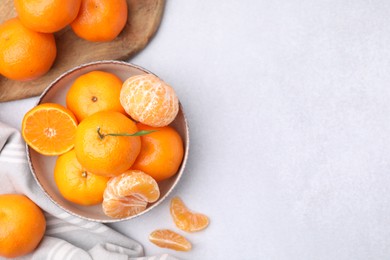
{"left": 170, "top": 197, "right": 209, "bottom": 232}
{"left": 149, "top": 229, "right": 192, "bottom": 252}
{"left": 14, "top": 0, "right": 82, "bottom": 33}
{"left": 22, "top": 103, "right": 78, "bottom": 156}
{"left": 120, "top": 74, "right": 179, "bottom": 127}
{"left": 54, "top": 150, "right": 110, "bottom": 206}
{"left": 0, "top": 18, "right": 56, "bottom": 81}
{"left": 132, "top": 123, "right": 184, "bottom": 182}
{"left": 0, "top": 194, "right": 46, "bottom": 258}
{"left": 74, "top": 111, "right": 141, "bottom": 177}
{"left": 66, "top": 70, "right": 125, "bottom": 122}
{"left": 71, "top": 0, "right": 128, "bottom": 42}
{"left": 102, "top": 170, "right": 160, "bottom": 218}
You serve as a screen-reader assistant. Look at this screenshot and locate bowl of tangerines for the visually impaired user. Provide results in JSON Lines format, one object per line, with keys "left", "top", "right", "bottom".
{"left": 21, "top": 60, "right": 189, "bottom": 222}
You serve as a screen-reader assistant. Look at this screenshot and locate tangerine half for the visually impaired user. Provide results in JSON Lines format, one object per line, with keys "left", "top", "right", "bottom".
{"left": 22, "top": 103, "right": 78, "bottom": 156}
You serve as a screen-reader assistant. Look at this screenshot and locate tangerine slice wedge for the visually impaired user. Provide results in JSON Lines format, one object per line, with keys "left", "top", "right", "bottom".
{"left": 170, "top": 196, "right": 209, "bottom": 232}
{"left": 149, "top": 229, "right": 192, "bottom": 251}
{"left": 21, "top": 103, "right": 78, "bottom": 156}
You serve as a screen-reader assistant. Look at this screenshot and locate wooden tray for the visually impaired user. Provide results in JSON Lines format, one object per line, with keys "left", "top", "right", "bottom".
{"left": 0, "top": 0, "right": 165, "bottom": 102}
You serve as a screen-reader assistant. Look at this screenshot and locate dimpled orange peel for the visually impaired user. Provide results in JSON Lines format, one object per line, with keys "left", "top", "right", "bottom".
{"left": 102, "top": 170, "right": 160, "bottom": 218}
{"left": 120, "top": 74, "right": 179, "bottom": 127}
{"left": 74, "top": 111, "right": 141, "bottom": 177}
{"left": 131, "top": 123, "right": 184, "bottom": 182}
{"left": 54, "top": 150, "right": 110, "bottom": 206}
{"left": 0, "top": 18, "right": 57, "bottom": 81}
{"left": 0, "top": 194, "right": 46, "bottom": 258}
{"left": 14, "top": 0, "right": 82, "bottom": 33}
{"left": 66, "top": 70, "right": 125, "bottom": 122}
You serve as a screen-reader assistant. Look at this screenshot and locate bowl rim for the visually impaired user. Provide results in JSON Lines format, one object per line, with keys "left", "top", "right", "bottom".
{"left": 26, "top": 60, "right": 190, "bottom": 223}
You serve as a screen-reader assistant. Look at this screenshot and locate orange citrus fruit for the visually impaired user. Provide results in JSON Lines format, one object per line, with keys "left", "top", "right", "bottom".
{"left": 14, "top": 0, "right": 82, "bottom": 33}
{"left": 74, "top": 111, "right": 141, "bottom": 177}
{"left": 66, "top": 70, "right": 125, "bottom": 122}
{"left": 22, "top": 103, "right": 78, "bottom": 156}
{"left": 0, "top": 17, "right": 56, "bottom": 81}
{"left": 120, "top": 74, "right": 179, "bottom": 127}
{"left": 102, "top": 170, "right": 160, "bottom": 218}
{"left": 0, "top": 194, "right": 46, "bottom": 258}
{"left": 170, "top": 197, "right": 209, "bottom": 232}
{"left": 54, "top": 150, "right": 109, "bottom": 206}
{"left": 149, "top": 229, "right": 192, "bottom": 252}
{"left": 71, "top": 0, "right": 128, "bottom": 42}
{"left": 132, "top": 123, "right": 184, "bottom": 182}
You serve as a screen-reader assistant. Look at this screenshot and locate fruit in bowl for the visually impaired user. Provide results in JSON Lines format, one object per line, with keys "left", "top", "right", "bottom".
{"left": 21, "top": 61, "right": 189, "bottom": 222}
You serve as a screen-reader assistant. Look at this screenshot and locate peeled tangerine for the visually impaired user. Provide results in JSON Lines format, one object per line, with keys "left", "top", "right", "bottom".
{"left": 120, "top": 74, "right": 179, "bottom": 127}
{"left": 102, "top": 170, "right": 160, "bottom": 218}
{"left": 170, "top": 197, "right": 209, "bottom": 232}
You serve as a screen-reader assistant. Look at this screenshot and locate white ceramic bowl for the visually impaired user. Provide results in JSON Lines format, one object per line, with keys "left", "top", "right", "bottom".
{"left": 27, "top": 60, "right": 189, "bottom": 222}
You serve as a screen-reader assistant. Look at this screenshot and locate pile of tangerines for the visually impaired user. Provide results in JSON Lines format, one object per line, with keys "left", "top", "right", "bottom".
{"left": 19, "top": 71, "right": 209, "bottom": 252}
{"left": 0, "top": 0, "right": 128, "bottom": 81}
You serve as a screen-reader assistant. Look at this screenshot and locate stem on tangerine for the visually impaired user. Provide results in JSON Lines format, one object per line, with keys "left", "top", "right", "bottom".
{"left": 97, "top": 127, "right": 156, "bottom": 140}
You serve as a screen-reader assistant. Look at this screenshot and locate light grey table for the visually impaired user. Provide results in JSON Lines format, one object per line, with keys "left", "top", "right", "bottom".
{"left": 1, "top": 1, "right": 390, "bottom": 259}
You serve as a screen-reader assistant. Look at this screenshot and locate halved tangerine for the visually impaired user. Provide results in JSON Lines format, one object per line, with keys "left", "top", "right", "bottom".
{"left": 102, "top": 170, "right": 160, "bottom": 218}
{"left": 21, "top": 103, "right": 78, "bottom": 156}
{"left": 149, "top": 229, "right": 192, "bottom": 252}
{"left": 170, "top": 196, "right": 209, "bottom": 232}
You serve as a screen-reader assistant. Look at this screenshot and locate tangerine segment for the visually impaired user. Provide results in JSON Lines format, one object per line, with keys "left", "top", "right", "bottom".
{"left": 103, "top": 170, "right": 160, "bottom": 218}
{"left": 170, "top": 197, "right": 209, "bottom": 232}
{"left": 120, "top": 74, "right": 179, "bottom": 127}
{"left": 74, "top": 111, "right": 141, "bottom": 177}
{"left": 14, "top": 0, "right": 81, "bottom": 33}
{"left": 54, "top": 150, "right": 109, "bottom": 206}
{"left": 66, "top": 70, "right": 125, "bottom": 122}
{"left": 0, "top": 194, "right": 46, "bottom": 258}
{"left": 71, "top": 0, "right": 128, "bottom": 42}
{"left": 0, "top": 18, "right": 57, "bottom": 81}
{"left": 22, "top": 103, "right": 78, "bottom": 156}
{"left": 132, "top": 123, "right": 184, "bottom": 182}
{"left": 149, "top": 229, "right": 192, "bottom": 252}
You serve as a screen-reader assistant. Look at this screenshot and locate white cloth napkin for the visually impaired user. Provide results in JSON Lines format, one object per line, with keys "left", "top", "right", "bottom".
{"left": 0, "top": 122, "right": 177, "bottom": 260}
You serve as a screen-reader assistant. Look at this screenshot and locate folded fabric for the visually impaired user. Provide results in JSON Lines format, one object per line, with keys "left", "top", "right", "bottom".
{"left": 0, "top": 122, "right": 177, "bottom": 260}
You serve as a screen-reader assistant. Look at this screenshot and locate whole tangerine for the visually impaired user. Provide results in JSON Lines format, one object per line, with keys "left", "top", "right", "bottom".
{"left": 54, "top": 150, "right": 110, "bottom": 206}
{"left": 0, "top": 194, "right": 46, "bottom": 258}
{"left": 71, "top": 0, "right": 128, "bottom": 42}
{"left": 66, "top": 70, "right": 125, "bottom": 122}
{"left": 14, "top": 0, "right": 82, "bottom": 33}
{"left": 120, "top": 74, "right": 179, "bottom": 127}
{"left": 74, "top": 111, "right": 141, "bottom": 177}
{"left": 132, "top": 123, "right": 184, "bottom": 182}
{"left": 0, "top": 18, "right": 57, "bottom": 81}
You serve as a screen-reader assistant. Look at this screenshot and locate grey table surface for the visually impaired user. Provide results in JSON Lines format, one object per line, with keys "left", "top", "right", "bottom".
{"left": 1, "top": 0, "right": 390, "bottom": 259}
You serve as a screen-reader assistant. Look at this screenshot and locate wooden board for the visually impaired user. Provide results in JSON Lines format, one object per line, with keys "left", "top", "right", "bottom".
{"left": 0, "top": 0, "right": 165, "bottom": 102}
